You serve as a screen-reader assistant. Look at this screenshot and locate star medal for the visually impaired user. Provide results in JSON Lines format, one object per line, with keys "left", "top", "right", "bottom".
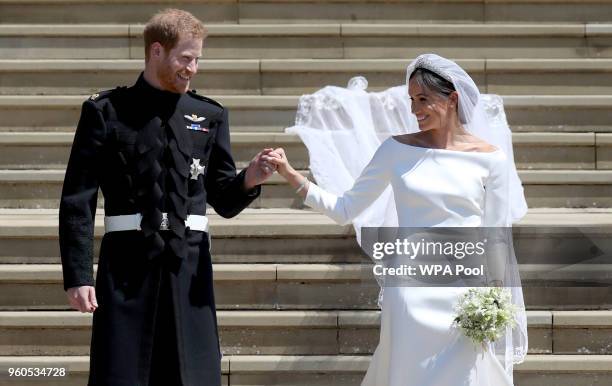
{"left": 190, "top": 158, "right": 206, "bottom": 180}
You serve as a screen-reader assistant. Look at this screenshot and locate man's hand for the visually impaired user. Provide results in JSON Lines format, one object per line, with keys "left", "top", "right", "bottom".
{"left": 66, "top": 285, "right": 98, "bottom": 313}
{"left": 243, "top": 148, "right": 277, "bottom": 190}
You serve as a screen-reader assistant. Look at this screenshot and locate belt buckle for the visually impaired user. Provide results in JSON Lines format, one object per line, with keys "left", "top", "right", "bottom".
{"left": 160, "top": 213, "right": 170, "bottom": 231}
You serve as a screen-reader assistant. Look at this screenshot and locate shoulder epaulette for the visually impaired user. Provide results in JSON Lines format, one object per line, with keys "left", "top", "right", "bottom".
{"left": 88, "top": 86, "right": 127, "bottom": 103}
{"left": 187, "top": 89, "right": 224, "bottom": 109}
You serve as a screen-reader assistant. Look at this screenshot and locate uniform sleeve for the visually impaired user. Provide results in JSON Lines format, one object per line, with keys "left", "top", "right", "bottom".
{"left": 205, "top": 108, "right": 260, "bottom": 218}
{"left": 59, "top": 101, "right": 107, "bottom": 290}
{"left": 304, "top": 143, "right": 391, "bottom": 225}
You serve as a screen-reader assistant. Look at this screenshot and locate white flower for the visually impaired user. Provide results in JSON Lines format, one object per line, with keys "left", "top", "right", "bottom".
{"left": 453, "top": 287, "right": 518, "bottom": 349}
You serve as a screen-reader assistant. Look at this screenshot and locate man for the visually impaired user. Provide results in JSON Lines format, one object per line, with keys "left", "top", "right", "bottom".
{"left": 59, "top": 9, "right": 275, "bottom": 386}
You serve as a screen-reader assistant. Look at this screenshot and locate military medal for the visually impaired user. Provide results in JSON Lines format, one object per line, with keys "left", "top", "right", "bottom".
{"left": 185, "top": 113, "right": 208, "bottom": 132}
{"left": 190, "top": 158, "right": 206, "bottom": 180}
{"left": 187, "top": 123, "right": 209, "bottom": 132}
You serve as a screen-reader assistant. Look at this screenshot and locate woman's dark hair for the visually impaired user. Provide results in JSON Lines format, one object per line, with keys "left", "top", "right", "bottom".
{"left": 409, "top": 67, "right": 456, "bottom": 98}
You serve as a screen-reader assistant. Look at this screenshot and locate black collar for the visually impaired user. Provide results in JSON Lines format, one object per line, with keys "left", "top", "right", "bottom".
{"left": 132, "top": 73, "right": 182, "bottom": 119}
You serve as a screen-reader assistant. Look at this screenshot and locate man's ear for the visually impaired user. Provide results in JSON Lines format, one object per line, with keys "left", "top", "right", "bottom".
{"left": 150, "top": 42, "right": 163, "bottom": 59}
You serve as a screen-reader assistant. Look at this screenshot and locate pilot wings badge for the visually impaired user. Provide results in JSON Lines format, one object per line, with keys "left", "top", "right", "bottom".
{"left": 185, "top": 114, "right": 206, "bottom": 123}
{"left": 185, "top": 114, "right": 209, "bottom": 132}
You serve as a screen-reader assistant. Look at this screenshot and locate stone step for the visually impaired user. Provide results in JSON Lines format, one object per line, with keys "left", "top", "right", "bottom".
{"left": 0, "top": 207, "right": 610, "bottom": 264}
{"left": 0, "top": 131, "right": 606, "bottom": 171}
{"left": 0, "top": 207, "right": 357, "bottom": 266}
{"left": 1, "top": 23, "right": 611, "bottom": 59}
{"left": 0, "top": 208, "right": 610, "bottom": 310}
{"left": 1, "top": 263, "right": 611, "bottom": 311}
{"left": 0, "top": 208, "right": 361, "bottom": 264}
{"left": 1, "top": 168, "right": 612, "bottom": 209}
{"left": 3, "top": 59, "right": 612, "bottom": 95}
{"left": 0, "top": 132, "right": 307, "bottom": 170}
{"left": 1, "top": 0, "right": 612, "bottom": 24}
{"left": 1, "top": 94, "right": 611, "bottom": 133}
{"left": 1, "top": 310, "right": 610, "bottom": 356}
{"left": 0, "top": 354, "right": 610, "bottom": 386}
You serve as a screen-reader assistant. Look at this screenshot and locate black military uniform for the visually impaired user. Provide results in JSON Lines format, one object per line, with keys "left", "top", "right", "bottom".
{"left": 59, "top": 74, "right": 260, "bottom": 386}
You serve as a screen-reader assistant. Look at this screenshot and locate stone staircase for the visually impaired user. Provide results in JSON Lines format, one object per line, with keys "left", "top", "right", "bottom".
{"left": 1, "top": 1, "right": 612, "bottom": 385}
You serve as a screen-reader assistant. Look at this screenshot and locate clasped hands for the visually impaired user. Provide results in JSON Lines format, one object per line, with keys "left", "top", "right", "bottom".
{"left": 243, "top": 147, "right": 295, "bottom": 190}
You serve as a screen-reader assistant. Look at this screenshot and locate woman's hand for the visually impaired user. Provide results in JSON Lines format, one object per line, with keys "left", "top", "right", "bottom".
{"left": 265, "top": 148, "right": 311, "bottom": 198}
{"left": 264, "top": 147, "right": 293, "bottom": 178}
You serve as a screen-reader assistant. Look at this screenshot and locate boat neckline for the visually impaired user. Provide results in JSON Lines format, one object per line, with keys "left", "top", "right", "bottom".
{"left": 390, "top": 136, "right": 502, "bottom": 155}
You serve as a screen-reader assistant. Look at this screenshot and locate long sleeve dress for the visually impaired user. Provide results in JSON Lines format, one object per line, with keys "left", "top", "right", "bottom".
{"left": 305, "top": 137, "right": 515, "bottom": 386}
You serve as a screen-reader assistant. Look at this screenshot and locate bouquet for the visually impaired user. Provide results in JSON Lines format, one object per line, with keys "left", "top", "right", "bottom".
{"left": 453, "top": 287, "right": 518, "bottom": 349}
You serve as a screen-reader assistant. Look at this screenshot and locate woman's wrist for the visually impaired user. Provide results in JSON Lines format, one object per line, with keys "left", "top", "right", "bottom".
{"left": 295, "top": 178, "right": 309, "bottom": 194}
{"left": 284, "top": 169, "right": 308, "bottom": 194}
{"left": 282, "top": 166, "right": 299, "bottom": 180}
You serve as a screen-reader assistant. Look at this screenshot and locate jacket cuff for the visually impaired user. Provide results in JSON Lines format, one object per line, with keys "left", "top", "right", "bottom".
{"left": 63, "top": 272, "right": 94, "bottom": 291}
{"left": 238, "top": 168, "right": 262, "bottom": 198}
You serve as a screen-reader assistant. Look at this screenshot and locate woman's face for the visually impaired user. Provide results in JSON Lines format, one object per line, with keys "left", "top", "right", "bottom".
{"left": 408, "top": 78, "right": 456, "bottom": 132}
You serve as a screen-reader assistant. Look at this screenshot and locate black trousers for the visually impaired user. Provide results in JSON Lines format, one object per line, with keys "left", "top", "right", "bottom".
{"left": 149, "top": 267, "right": 182, "bottom": 386}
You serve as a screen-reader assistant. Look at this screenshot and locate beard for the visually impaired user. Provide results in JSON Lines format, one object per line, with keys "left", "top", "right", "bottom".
{"left": 156, "top": 60, "right": 189, "bottom": 94}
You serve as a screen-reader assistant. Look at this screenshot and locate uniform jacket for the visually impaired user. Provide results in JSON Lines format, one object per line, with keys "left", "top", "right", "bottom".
{"left": 59, "top": 74, "right": 260, "bottom": 386}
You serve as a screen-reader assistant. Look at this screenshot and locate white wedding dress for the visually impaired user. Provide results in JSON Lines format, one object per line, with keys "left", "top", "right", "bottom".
{"left": 305, "top": 137, "right": 515, "bottom": 386}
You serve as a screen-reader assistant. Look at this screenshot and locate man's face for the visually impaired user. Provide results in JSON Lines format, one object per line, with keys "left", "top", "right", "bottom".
{"left": 155, "top": 35, "right": 203, "bottom": 94}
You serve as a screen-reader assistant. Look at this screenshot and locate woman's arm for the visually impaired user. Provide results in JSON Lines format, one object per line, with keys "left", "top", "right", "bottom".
{"left": 483, "top": 151, "right": 513, "bottom": 285}
{"left": 266, "top": 144, "right": 391, "bottom": 225}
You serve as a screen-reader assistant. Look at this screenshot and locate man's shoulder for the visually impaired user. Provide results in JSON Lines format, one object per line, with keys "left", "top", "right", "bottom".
{"left": 86, "top": 86, "right": 128, "bottom": 108}
{"left": 185, "top": 90, "right": 225, "bottom": 115}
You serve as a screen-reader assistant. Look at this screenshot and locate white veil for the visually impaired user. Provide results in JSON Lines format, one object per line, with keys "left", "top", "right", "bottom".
{"left": 288, "top": 76, "right": 411, "bottom": 237}
{"left": 286, "top": 54, "right": 528, "bottom": 379}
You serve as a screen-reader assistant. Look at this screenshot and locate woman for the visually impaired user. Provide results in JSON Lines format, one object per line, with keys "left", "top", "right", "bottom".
{"left": 266, "top": 54, "right": 528, "bottom": 385}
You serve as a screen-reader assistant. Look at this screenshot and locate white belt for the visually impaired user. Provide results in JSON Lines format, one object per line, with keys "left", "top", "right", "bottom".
{"left": 104, "top": 213, "right": 209, "bottom": 233}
